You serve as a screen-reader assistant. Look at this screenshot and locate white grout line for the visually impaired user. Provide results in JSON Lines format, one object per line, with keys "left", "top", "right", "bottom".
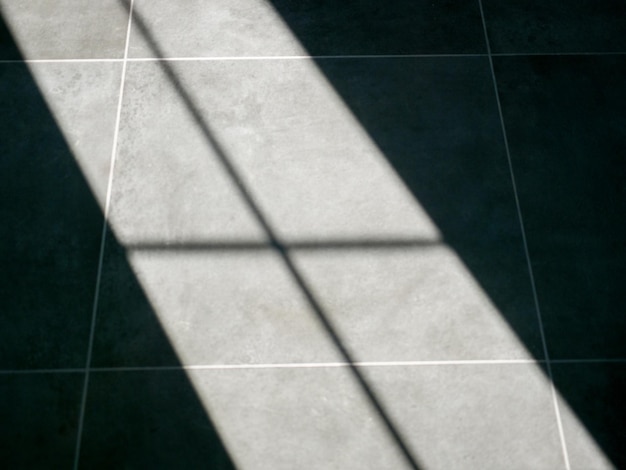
{"left": 71, "top": 2, "right": 135, "bottom": 469}
{"left": 477, "top": 2, "right": 571, "bottom": 469}
{"left": 0, "top": 58, "right": 124, "bottom": 63}
{"left": 126, "top": 53, "right": 487, "bottom": 61}
{"left": 90, "top": 359, "right": 540, "bottom": 371}
{"left": 0, "top": 54, "right": 481, "bottom": 64}
{"left": 3, "top": 358, "right": 626, "bottom": 375}
{"left": 2, "top": 51, "right": 625, "bottom": 65}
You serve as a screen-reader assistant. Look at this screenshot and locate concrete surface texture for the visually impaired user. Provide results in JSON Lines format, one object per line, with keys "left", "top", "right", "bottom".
{"left": 1, "top": 1, "right": 625, "bottom": 469}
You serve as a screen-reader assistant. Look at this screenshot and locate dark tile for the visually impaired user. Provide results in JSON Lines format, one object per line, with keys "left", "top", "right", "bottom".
{"left": 294, "top": 247, "right": 538, "bottom": 361}
{"left": 102, "top": 57, "right": 542, "bottom": 365}
{"left": 0, "top": 373, "right": 83, "bottom": 468}
{"left": 91, "top": 234, "right": 340, "bottom": 367}
{"left": 265, "top": 0, "right": 487, "bottom": 55}
{"left": 493, "top": 55, "right": 626, "bottom": 359}
{"left": 129, "top": 0, "right": 486, "bottom": 58}
{"left": 78, "top": 370, "right": 234, "bottom": 469}
{"left": 311, "top": 56, "right": 543, "bottom": 358}
{"left": 0, "top": 63, "right": 118, "bottom": 369}
{"left": 552, "top": 363, "right": 626, "bottom": 469}
{"left": 90, "top": 233, "right": 182, "bottom": 368}
{"left": 314, "top": 57, "right": 517, "bottom": 251}
{"left": 483, "top": 0, "right": 626, "bottom": 54}
{"left": 0, "top": 14, "right": 21, "bottom": 60}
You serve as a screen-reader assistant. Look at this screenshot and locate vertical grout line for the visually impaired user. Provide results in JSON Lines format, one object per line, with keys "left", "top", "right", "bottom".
{"left": 476, "top": 1, "right": 571, "bottom": 469}
{"left": 72, "top": 1, "right": 135, "bottom": 468}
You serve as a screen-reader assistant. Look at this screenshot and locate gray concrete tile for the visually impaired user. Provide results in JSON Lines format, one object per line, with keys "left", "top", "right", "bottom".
{"left": 185, "top": 363, "right": 564, "bottom": 469}
{"left": 310, "top": 56, "right": 517, "bottom": 248}
{"left": 0, "top": 62, "right": 120, "bottom": 369}
{"left": 109, "top": 61, "right": 267, "bottom": 246}
{"left": 25, "top": 62, "right": 123, "bottom": 206}
{"left": 78, "top": 369, "right": 234, "bottom": 469}
{"left": 483, "top": 0, "right": 626, "bottom": 54}
{"left": 0, "top": 0, "right": 129, "bottom": 60}
{"left": 493, "top": 55, "right": 626, "bottom": 359}
{"left": 92, "top": 242, "right": 539, "bottom": 368}
{"left": 186, "top": 366, "right": 410, "bottom": 469}
{"left": 287, "top": 56, "right": 546, "bottom": 360}
{"left": 362, "top": 364, "right": 565, "bottom": 469}
{"left": 128, "top": 0, "right": 486, "bottom": 58}
{"left": 106, "top": 56, "right": 543, "bottom": 363}
{"left": 112, "top": 58, "right": 499, "bottom": 243}
{"left": 92, "top": 242, "right": 342, "bottom": 367}
{"left": 128, "top": 0, "right": 305, "bottom": 58}
{"left": 294, "top": 246, "right": 540, "bottom": 361}
{"left": 0, "top": 373, "right": 83, "bottom": 468}
{"left": 553, "top": 363, "right": 626, "bottom": 470}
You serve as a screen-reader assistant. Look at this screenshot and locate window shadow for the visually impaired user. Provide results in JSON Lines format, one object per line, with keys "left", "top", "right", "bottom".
{"left": 0, "top": 14, "right": 234, "bottom": 469}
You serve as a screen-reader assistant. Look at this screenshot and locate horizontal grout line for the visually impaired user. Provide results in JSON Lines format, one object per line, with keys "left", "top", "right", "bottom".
{"left": 3, "top": 358, "right": 626, "bottom": 375}
{"left": 96, "top": 360, "right": 540, "bottom": 372}
{"left": 550, "top": 358, "right": 626, "bottom": 364}
{"left": 0, "top": 58, "right": 124, "bottom": 64}
{"left": 2, "top": 51, "right": 626, "bottom": 65}
{"left": 125, "top": 238, "right": 444, "bottom": 252}
{"left": 492, "top": 51, "right": 626, "bottom": 57}
{"left": 0, "top": 368, "right": 85, "bottom": 375}
{"left": 127, "top": 54, "right": 487, "bottom": 61}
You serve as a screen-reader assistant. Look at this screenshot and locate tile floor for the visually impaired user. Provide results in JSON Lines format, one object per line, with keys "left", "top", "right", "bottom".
{"left": 1, "top": 1, "right": 625, "bottom": 469}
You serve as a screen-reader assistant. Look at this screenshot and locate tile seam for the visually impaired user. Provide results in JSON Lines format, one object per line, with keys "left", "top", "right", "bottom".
{"left": 3, "top": 358, "right": 626, "bottom": 375}
{"left": 2, "top": 51, "right": 625, "bottom": 64}
{"left": 478, "top": 1, "right": 571, "bottom": 469}
{"left": 71, "top": 1, "right": 135, "bottom": 468}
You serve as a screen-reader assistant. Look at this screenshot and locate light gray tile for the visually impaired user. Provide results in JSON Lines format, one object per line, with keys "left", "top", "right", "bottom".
{"left": 93, "top": 249, "right": 344, "bottom": 366}
{"left": 128, "top": 0, "right": 486, "bottom": 58}
{"left": 188, "top": 366, "right": 412, "bottom": 470}
{"left": 109, "top": 61, "right": 268, "bottom": 245}
{"left": 106, "top": 57, "right": 540, "bottom": 364}
{"left": 293, "top": 247, "right": 539, "bottom": 361}
{"left": 187, "top": 363, "right": 564, "bottom": 469}
{"left": 0, "top": 0, "right": 129, "bottom": 59}
{"left": 111, "top": 59, "right": 439, "bottom": 244}
{"left": 27, "top": 62, "right": 122, "bottom": 206}
{"left": 129, "top": 0, "right": 306, "bottom": 58}
{"left": 363, "top": 364, "right": 565, "bottom": 469}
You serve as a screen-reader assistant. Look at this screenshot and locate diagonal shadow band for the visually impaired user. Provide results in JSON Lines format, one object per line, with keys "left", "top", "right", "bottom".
{"left": 116, "top": 0, "right": 423, "bottom": 468}
{"left": 125, "top": 238, "right": 443, "bottom": 252}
